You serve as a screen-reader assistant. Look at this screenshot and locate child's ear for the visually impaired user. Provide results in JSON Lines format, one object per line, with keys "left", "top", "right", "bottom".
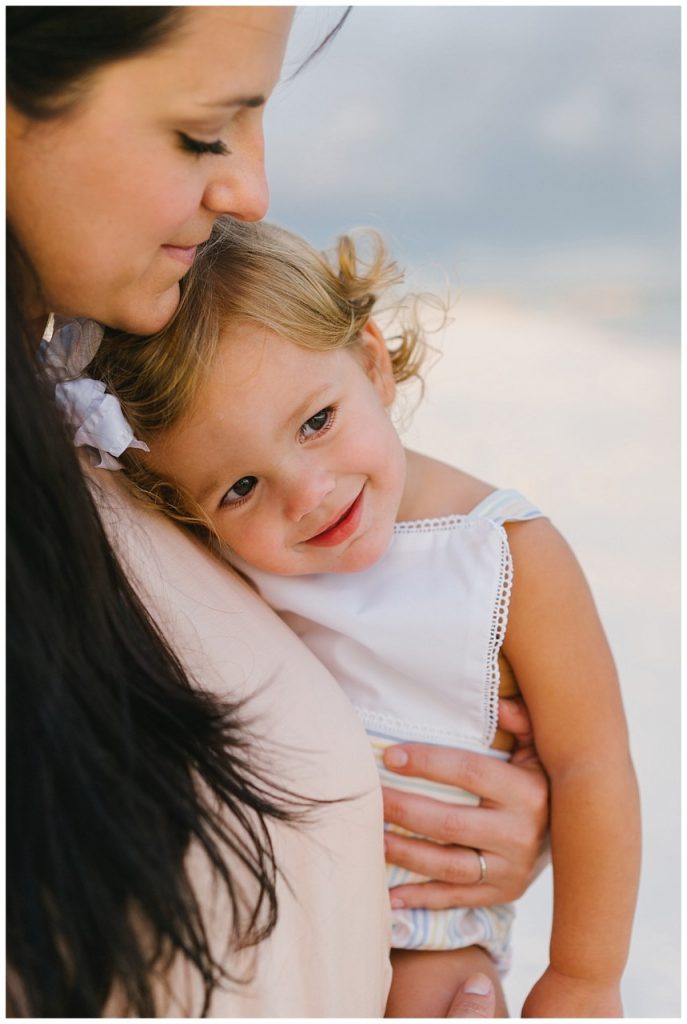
{"left": 357, "top": 320, "right": 396, "bottom": 406}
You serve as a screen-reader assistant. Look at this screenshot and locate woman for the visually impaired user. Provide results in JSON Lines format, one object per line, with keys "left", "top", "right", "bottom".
{"left": 7, "top": 7, "right": 547, "bottom": 1017}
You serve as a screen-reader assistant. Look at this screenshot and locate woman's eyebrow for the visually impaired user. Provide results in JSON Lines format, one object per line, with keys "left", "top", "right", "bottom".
{"left": 198, "top": 94, "right": 266, "bottom": 110}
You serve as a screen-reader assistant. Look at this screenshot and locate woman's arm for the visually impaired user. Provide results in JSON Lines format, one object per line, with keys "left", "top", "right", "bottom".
{"left": 381, "top": 710, "right": 549, "bottom": 909}
{"left": 504, "top": 518, "right": 640, "bottom": 1017}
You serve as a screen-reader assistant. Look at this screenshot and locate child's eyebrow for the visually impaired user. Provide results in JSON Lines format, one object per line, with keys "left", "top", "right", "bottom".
{"left": 286, "top": 385, "right": 333, "bottom": 431}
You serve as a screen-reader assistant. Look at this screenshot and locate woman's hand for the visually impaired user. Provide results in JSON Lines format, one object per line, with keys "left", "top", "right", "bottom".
{"left": 447, "top": 974, "right": 499, "bottom": 1018}
{"left": 499, "top": 694, "right": 539, "bottom": 767}
{"left": 381, "top": 698, "right": 549, "bottom": 910}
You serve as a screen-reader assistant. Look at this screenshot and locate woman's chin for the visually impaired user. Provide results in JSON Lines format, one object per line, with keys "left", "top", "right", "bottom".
{"left": 109, "top": 282, "right": 181, "bottom": 336}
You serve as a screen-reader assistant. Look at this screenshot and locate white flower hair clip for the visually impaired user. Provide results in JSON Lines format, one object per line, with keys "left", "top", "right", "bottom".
{"left": 39, "top": 315, "right": 150, "bottom": 470}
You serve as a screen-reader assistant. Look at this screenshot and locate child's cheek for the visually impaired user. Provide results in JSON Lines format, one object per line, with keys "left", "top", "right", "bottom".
{"left": 235, "top": 517, "right": 283, "bottom": 574}
{"left": 232, "top": 520, "right": 264, "bottom": 563}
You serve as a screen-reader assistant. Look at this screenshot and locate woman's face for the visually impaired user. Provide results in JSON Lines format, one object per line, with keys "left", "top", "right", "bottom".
{"left": 7, "top": 7, "right": 294, "bottom": 334}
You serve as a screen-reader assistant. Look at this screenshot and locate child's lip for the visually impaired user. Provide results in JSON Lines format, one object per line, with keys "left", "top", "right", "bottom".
{"left": 305, "top": 488, "right": 365, "bottom": 547}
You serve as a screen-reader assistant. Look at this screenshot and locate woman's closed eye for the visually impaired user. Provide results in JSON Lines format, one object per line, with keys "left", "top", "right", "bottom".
{"left": 178, "top": 131, "right": 230, "bottom": 157}
{"left": 299, "top": 406, "right": 336, "bottom": 441}
{"left": 220, "top": 475, "right": 257, "bottom": 509}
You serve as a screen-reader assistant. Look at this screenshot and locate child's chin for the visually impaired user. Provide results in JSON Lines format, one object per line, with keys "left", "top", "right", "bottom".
{"left": 336, "top": 538, "right": 391, "bottom": 575}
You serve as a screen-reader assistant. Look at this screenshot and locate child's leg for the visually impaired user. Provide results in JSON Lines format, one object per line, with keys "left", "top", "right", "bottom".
{"left": 385, "top": 945, "right": 508, "bottom": 1018}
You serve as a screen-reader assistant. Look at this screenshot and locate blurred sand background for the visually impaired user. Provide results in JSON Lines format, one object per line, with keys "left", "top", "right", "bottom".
{"left": 265, "top": 6, "right": 680, "bottom": 1015}
{"left": 396, "top": 294, "right": 679, "bottom": 1017}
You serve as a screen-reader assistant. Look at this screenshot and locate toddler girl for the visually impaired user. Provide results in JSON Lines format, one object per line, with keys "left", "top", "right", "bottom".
{"left": 86, "top": 218, "right": 640, "bottom": 1017}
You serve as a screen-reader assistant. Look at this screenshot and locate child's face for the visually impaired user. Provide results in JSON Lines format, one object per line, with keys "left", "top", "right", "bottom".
{"left": 148, "top": 320, "right": 408, "bottom": 575}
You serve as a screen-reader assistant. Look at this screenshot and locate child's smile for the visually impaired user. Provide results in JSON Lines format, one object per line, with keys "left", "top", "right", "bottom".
{"left": 303, "top": 485, "right": 366, "bottom": 547}
{"left": 147, "top": 320, "right": 408, "bottom": 575}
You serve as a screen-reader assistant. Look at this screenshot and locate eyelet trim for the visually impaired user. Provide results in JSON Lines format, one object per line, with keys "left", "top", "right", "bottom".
{"left": 394, "top": 514, "right": 476, "bottom": 534}
{"left": 483, "top": 530, "right": 513, "bottom": 746}
{"left": 356, "top": 707, "right": 481, "bottom": 748}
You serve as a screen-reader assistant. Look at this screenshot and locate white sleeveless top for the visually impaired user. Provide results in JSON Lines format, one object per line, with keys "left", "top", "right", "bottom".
{"left": 229, "top": 488, "right": 544, "bottom": 960}
{"left": 230, "top": 489, "right": 544, "bottom": 755}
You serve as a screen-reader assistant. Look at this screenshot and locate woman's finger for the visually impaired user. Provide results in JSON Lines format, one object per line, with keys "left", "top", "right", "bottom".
{"left": 389, "top": 880, "right": 504, "bottom": 911}
{"left": 510, "top": 743, "right": 542, "bottom": 769}
{"left": 382, "top": 787, "right": 505, "bottom": 850}
{"left": 382, "top": 742, "right": 539, "bottom": 805}
{"left": 447, "top": 973, "right": 497, "bottom": 1018}
{"left": 384, "top": 831, "right": 502, "bottom": 887}
{"left": 497, "top": 696, "right": 534, "bottom": 746}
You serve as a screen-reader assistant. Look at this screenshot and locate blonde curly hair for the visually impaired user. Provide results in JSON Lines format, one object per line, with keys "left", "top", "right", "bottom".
{"left": 90, "top": 217, "right": 432, "bottom": 531}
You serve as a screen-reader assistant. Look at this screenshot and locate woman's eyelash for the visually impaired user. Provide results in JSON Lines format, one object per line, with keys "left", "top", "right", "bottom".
{"left": 178, "top": 132, "right": 229, "bottom": 157}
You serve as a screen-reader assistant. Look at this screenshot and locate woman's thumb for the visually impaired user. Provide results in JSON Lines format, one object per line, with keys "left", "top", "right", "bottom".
{"left": 447, "top": 973, "right": 497, "bottom": 1018}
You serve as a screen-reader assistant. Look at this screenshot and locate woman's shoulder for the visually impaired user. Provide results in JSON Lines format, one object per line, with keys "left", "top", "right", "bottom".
{"left": 86, "top": 460, "right": 380, "bottom": 787}
{"left": 88, "top": 461, "right": 393, "bottom": 1015}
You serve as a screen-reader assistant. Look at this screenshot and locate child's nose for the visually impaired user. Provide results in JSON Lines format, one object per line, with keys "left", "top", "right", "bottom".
{"left": 284, "top": 469, "right": 336, "bottom": 523}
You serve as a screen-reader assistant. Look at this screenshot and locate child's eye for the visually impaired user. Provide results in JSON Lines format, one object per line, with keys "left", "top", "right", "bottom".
{"left": 178, "top": 132, "right": 230, "bottom": 157}
{"left": 299, "top": 406, "right": 335, "bottom": 441}
{"left": 220, "top": 475, "right": 257, "bottom": 508}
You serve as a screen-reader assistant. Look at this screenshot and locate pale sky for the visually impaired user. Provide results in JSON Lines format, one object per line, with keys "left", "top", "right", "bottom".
{"left": 265, "top": 6, "right": 680, "bottom": 340}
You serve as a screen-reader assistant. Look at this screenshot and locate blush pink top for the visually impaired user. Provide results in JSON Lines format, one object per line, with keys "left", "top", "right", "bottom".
{"left": 89, "top": 464, "right": 392, "bottom": 1017}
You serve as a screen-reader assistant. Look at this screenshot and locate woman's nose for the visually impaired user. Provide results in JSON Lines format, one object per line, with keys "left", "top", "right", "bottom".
{"left": 284, "top": 470, "right": 337, "bottom": 523}
{"left": 202, "top": 127, "right": 269, "bottom": 222}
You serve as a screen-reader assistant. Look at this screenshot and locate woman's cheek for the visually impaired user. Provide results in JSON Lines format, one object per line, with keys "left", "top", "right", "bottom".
{"left": 156, "top": 187, "right": 204, "bottom": 237}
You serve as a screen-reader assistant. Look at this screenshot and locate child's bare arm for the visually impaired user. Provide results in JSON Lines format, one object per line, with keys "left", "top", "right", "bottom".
{"left": 503, "top": 519, "right": 640, "bottom": 1018}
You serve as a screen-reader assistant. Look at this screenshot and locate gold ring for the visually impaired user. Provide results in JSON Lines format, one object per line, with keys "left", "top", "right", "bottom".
{"left": 476, "top": 850, "right": 487, "bottom": 885}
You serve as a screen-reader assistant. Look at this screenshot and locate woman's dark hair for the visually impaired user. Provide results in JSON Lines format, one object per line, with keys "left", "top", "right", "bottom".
{"left": 6, "top": 7, "right": 185, "bottom": 118}
{"left": 7, "top": 305, "right": 308, "bottom": 1016}
{"left": 6, "top": 7, "right": 327, "bottom": 1016}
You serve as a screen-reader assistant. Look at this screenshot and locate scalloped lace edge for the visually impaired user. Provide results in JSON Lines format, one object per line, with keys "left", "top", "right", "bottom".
{"left": 394, "top": 514, "right": 476, "bottom": 534}
{"left": 356, "top": 707, "right": 483, "bottom": 747}
{"left": 483, "top": 529, "right": 513, "bottom": 746}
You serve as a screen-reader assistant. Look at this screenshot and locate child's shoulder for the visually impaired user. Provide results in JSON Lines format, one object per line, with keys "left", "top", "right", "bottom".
{"left": 398, "top": 449, "right": 498, "bottom": 521}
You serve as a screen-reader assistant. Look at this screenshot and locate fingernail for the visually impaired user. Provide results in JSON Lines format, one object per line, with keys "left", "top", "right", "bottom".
{"left": 384, "top": 748, "right": 408, "bottom": 768}
{"left": 390, "top": 895, "right": 405, "bottom": 909}
{"left": 463, "top": 973, "right": 493, "bottom": 996}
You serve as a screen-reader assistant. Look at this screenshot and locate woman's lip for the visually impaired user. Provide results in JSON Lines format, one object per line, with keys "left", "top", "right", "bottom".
{"left": 305, "top": 488, "right": 365, "bottom": 548}
{"left": 161, "top": 244, "right": 198, "bottom": 267}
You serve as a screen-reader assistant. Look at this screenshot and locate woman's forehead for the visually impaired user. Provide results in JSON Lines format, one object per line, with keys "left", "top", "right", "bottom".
{"left": 75, "top": 7, "right": 293, "bottom": 118}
